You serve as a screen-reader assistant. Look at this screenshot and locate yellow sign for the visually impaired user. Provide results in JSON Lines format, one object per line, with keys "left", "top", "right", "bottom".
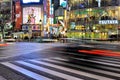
{"left": 58, "top": 16, "right": 63, "bottom": 20}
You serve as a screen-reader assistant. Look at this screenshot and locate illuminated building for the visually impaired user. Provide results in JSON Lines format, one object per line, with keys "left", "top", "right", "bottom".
{"left": 0, "top": 0, "right": 12, "bottom": 39}
{"left": 12, "top": 0, "right": 44, "bottom": 39}
{"left": 67, "top": 0, "right": 120, "bottom": 40}
{"left": 51, "top": 0, "right": 67, "bottom": 38}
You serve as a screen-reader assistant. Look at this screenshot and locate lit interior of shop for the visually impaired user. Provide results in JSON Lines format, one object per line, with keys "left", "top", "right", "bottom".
{"left": 67, "top": 0, "right": 120, "bottom": 40}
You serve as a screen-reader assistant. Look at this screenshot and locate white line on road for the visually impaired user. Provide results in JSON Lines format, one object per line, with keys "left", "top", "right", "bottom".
{"left": 43, "top": 58, "right": 114, "bottom": 80}
{"left": 1, "top": 62, "right": 51, "bottom": 80}
{"left": 17, "top": 61, "right": 83, "bottom": 80}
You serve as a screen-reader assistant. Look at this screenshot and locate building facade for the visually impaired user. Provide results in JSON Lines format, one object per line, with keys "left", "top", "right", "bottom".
{"left": 0, "top": 0, "right": 12, "bottom": 39}
{"left": 67, "top": 0, "right": 120, "bottom": 40}
{"left": 12, "top": 0, "right": 44, "bottom": 39}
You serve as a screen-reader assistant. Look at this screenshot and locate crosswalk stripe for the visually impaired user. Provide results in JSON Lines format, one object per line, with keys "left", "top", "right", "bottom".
{"left": 52, "top": 57, "right": 120, "bottom": 72}
{"left": 93, "top": 57, "right": 120, "bottom": 62}
{"left": 71, "top": 57, "right": 120, "bottom": 68}
{"left": 29, "top": 60, "right": 96, "bottom": 80}
{"left": 65, "top": 58, "right": 120, "bottom": 73}
{"left": 53, "top": 57, "right": 120, "bottom": 71}
{"left": 1, "top": 56, "right": 120, "bottom": 80}
{"left": 12, "top": 62, "right": 66, "bottom": 80}
{"left": 99, "top": 57, "right": 120, "bottom": 61}
{"left": 92, "top": 58, "right": 120, "bottom": 65}
{"left": 16, "top": 61, "right": 83, "bottom": 80}
{"left": 1, "top": 62, "right": 51, "bottom": 80}
{"left": 49, "top": 58, "right": 120, "bottom": 78}
{"left": 43, "top": 58, "right": 114, "bottom": 80}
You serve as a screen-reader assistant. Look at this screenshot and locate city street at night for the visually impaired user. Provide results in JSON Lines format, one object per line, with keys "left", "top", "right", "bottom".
{"left": 1, "top": 0, "right": 120, "bottom": 80}
{"left": 0, "top": 42, "right": 120, "bottom": 80}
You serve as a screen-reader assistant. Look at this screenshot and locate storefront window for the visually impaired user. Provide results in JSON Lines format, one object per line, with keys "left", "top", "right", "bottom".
{"left": 68, "top": 0, "right": 120, "bottom": 40}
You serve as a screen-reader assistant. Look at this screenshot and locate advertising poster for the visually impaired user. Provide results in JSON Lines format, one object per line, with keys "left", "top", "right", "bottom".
{"left": 21, "top": 0, "right": 43, "bottom": 5}
{"left": 23, "top": 7, "right": 42, "bottom": 24}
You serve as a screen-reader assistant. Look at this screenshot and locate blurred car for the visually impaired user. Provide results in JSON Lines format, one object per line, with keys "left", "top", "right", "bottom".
{"left": 4, "top": 36, "right": 16, "bottom": 42}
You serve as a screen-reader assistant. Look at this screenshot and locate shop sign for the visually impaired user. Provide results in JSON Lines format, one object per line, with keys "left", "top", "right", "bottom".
{"left": 99, "top": 20, "right": 118, "bottom": 24}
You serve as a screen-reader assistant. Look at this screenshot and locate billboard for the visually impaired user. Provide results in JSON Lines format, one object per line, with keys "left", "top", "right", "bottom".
{"left": 21, "top": 0, "right": 43, "bottom": 5}
{"left": 15, "top": 1, "right": 22, "bottom": 30}
{"left": 23, "top": 0, "right": 40, "bottom": 3}
{"left": 23, "top": 7, "right": 42, "bottom": 24}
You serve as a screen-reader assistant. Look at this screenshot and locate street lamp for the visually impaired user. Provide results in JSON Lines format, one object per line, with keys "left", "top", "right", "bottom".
{"left": 39, "top": 19, "right": 42, "bottom": 37}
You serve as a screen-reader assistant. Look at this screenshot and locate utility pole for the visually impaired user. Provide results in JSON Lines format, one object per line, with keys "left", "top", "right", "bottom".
{"left": 39, "top": 19, "right": 42, "bottom": 37}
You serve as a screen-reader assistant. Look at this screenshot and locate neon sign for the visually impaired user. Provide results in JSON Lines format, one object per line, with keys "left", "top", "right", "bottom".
{"left": 21, "top": 0, "right": 43, "bottom": 5}
{"left": 23, "top": 0, "right": 40, "bottom": 3}
{"left": 60, "top": 0, "right": 67, "bottom": 8}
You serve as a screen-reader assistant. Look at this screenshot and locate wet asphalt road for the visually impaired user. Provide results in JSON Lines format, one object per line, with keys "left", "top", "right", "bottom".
{"left": 0, "top": 42, "right": 67, "bottom": 61}
{"left": 0, "top": 42, "right": 68, "bottom": 80}
{"left": 0, "top": 42, "right": 120, "bottom": 80}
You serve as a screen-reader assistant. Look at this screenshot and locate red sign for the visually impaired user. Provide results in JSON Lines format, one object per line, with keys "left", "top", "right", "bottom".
{"left": 15, "top": 1, "right": 22, "bottom": 30}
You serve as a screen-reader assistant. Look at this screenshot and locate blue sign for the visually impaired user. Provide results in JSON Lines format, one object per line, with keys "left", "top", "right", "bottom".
{"left": 60, "top": 0, "right": 67, "bottom": 8}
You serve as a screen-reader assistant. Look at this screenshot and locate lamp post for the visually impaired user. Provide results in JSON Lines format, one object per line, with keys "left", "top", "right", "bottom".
{"left": 39, "top": 19, "right": 42, "bottom": 37}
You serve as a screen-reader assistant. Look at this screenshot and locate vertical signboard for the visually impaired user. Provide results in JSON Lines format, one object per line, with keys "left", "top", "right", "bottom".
{"left": 15, "top": 1, "right": 22, "bottom": 30}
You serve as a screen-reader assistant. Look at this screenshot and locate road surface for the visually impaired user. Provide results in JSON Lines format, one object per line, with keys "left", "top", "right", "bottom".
{"left": 0, "top": 42, "right": 120, "bottom": 80}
